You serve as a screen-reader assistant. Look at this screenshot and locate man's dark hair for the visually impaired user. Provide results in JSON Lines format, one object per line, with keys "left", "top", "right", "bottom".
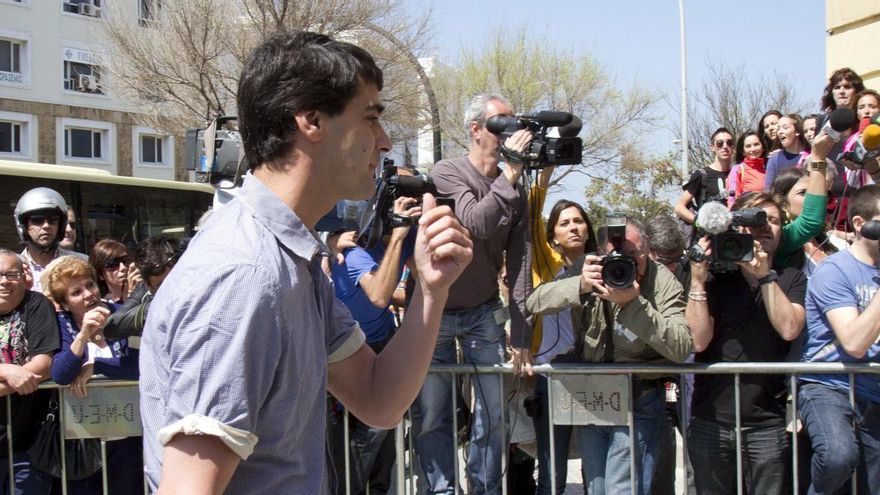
{"left": 135, "top": 235, "right": 185, "bottom": 279}
{"left": 848, "top": 184, "right": 880, "bottom": 226}
{"left": 237, "top": 31, "right": 384, "bottom": 171}
{"left": 710, "top": 127, "right": 734, "bottom": 142}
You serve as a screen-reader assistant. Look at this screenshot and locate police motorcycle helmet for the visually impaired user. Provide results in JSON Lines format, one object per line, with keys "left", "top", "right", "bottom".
{"left": 14, "top": 187, "right": 69, "bottom": 247}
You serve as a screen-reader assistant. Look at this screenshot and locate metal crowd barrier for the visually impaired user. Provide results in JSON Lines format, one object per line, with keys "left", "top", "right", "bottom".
{"left": 3, "top": 362, "right": 878, "bottom": 495}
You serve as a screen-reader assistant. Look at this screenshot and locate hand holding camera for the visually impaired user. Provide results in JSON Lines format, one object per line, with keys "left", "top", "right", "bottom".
{"left": 737, "top": 240, "right": 771, "bottom": 278}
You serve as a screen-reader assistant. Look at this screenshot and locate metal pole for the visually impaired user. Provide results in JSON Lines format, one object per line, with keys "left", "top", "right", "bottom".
{"left": 451, "top": 377, "right": 460, "bottom": 495}
{"left": 678, "top": 0, "right": 690, "bottom": 179}
{"left": 547, "top": 376, "right": 557, "bottom": 495}
{"left": 735, "top": 374, "right": 743, "bottom": 495}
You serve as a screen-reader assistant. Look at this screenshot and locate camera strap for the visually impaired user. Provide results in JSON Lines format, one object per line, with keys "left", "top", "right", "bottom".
{"left": 602, "top": 300, "right": 615, "bottom": 363}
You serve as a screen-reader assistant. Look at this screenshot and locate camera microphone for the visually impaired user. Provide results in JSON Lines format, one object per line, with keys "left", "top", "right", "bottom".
{"left": 817, "top": 108, "right": 858, "bottom": 142}
{"left": 516, "top": 111, "right": 573, "bottom": 127}
{"left": 695, "top": 201, "right": 732, "bottom": 235}
{"left": 557, "top": 115, "right": 583, "bottom": 138}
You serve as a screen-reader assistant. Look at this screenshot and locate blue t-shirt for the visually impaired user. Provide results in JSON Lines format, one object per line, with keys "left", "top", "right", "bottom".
{"left": 332, "top": 231, "right": 415, "bottom": 344}
{"left": 764, "top": 150, "right": 805, "bottom": 191}
{"left": 801, "top": 250, "right": 880, "bottom": 404}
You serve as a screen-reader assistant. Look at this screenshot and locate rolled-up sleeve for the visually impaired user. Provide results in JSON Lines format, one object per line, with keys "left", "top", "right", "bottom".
{"left": 161, "top": 263, "right": 282, "bottom": 455}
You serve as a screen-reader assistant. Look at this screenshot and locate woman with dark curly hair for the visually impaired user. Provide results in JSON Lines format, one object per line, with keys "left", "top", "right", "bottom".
{"left": 821, "top": 67, "right": 864, "bottom": 113}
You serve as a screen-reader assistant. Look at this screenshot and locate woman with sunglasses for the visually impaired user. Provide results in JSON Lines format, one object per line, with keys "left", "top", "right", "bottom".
{"left": 43, "top": 256, "right": 140, "bottom": 494}
{"left": 88, "top": 239, "right": 141, "bottom": 304}
{"left": 674, "top": 128, "right": 735, "bottom": 243}
{"left": 763, "top": 114, "right": 810, "bottom": 191}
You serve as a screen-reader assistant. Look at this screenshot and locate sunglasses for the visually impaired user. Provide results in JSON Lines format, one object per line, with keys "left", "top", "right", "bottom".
{"left": 28, "top": 215, "right": 60, "bottom": 226}
{"left": 103, "top": 257, "right": 133, "bottom": 271}
{"left": 714, "top": 139, "right": 734, "bottom": 149}
{"left": 0, "top": 271, "right": 23, "bottom": 281}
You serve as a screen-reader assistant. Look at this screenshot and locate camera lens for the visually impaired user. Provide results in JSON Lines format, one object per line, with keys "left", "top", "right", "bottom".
{"left": 601, "top": 255, "right": 636, "bottom": 289}
{"left": 715, "top": 233, "right": 753, "bottom": 262}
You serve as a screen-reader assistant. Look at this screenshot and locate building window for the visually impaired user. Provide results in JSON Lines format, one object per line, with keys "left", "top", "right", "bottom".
{"left": 0, "top": 39, "right": 20, "bottom": 73}
{"left": 64, "top": 127, "right": 103, "bottom": 159}
{"left": 0, "top": 121, "right": 21, "bottom": 153}
{"left": 141, "top": 135, "right": 163, "bottom": 164}
{"left": 63, "top": 0, "right": 101, "bottom": 17}
{"left": 139, "top": 0, "right": 160, "bottom": 26}
{"left": 0, "top": 112, "right": 34, "bottom": 158}
{"left": 63, "top": 60, "right": 103, "bottom": 94}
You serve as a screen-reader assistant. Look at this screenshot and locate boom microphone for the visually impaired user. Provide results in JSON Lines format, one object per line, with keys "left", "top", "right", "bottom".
{"left": 818, "top": 108, "right": 858, "bottom": 142}
{"left": 695, "top": 201, "right": 732, "bottom": 235}
{"left": 517, "top": 111, "right": 573, "bottom": 127}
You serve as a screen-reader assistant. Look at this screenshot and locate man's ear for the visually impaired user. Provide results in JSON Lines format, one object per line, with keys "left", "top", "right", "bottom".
{"left": 469, "top": 121, "right": 481, "bottom": 142}
{"left": 294, "top": 110, "right": 323, "bottom": 143}
{"left": 852, "top": 215, "right": 866, "bottom": 234}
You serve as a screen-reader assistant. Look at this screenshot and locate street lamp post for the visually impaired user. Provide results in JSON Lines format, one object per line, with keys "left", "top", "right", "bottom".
{"left": 678, "top": 0, "right": 689, "bottom": 179}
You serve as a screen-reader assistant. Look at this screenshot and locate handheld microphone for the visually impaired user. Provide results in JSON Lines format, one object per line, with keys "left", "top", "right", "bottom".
{"left": 818, "top": 108, "right": 858, "bottom": 142}
{"left": 695, "top": 201, "right": 732, "bottom": 235}
{"left": 842, "top": 124, "right": 880, "bottom": 167}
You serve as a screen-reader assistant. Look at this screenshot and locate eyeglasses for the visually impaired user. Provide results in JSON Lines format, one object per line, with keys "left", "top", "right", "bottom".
{"left": 103, "top": 257, "right": 133, "bottom": 271}
{"left": 68, "top": 221, "right": 77, "bottom": 228}
{"left": 714, "top": 139, "right": 734, "bottom": 149}
{"left": 0, "top": 271, "right": 23, "bottom": 281}
{"left": 27, "top": 215, "right": 60, "bottom": 226}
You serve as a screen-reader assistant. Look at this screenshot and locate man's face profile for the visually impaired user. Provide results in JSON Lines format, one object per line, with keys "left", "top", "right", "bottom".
{"left": 323, "top": 82, "right": 392, "bottom": 201}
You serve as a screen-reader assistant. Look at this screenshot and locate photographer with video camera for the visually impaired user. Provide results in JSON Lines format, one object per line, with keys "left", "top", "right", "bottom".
{"left": 526, "top": 214, "right": 691, "bottom": 495}
{"left": 686, "top": 191, "right": 807, "bottom": 494}
{"left": 411, "top": 93, "right": 532, "bottom": 495}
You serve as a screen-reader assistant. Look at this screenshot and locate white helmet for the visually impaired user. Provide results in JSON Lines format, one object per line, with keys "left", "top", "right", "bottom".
{"left": 14, "top": 187, "right": 68, "bottom": 246}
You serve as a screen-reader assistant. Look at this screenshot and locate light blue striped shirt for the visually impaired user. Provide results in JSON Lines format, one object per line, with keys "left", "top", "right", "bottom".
{"left": 140, "top": 173, "right": 365, "bottom": 494}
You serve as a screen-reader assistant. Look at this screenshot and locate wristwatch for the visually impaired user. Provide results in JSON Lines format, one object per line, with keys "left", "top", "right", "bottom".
{"left": 807, "top": 159, "right": 827, "bottom": 173}
{"left": 757, "top": 270, "right": 778, "bottom": 286}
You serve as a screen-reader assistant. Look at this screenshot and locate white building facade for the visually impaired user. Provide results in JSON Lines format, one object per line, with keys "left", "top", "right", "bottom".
{"left": 0, "top": 0, "right": 179, "bottom": 180}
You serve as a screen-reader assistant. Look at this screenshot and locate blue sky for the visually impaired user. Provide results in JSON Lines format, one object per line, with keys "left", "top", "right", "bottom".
{"left": 408, "top": 0, "right": 828, "bottom": 207}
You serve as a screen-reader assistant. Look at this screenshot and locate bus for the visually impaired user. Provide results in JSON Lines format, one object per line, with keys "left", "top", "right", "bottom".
{"left": 0, "top": 159, "right": 215, "bottom": 254}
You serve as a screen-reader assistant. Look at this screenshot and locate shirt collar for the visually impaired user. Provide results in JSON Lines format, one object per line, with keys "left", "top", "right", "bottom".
{"left": 238, "top": 172, "right": 326, "bottom": 261}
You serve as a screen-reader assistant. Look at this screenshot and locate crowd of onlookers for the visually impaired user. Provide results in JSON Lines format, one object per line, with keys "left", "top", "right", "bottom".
{"left": 0, "top": 186, "right": 182, "bottom": 493}
{"left": 1, "top": 65, "right": 879, "bottom": 495}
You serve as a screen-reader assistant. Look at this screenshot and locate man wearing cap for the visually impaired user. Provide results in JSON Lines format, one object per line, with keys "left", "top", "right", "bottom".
{"left": 14, "top": 188, "right": 86, "bottom": 292}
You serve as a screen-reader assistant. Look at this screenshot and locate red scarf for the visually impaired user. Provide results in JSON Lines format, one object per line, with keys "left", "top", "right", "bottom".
{"left": 736, "top": 157, "right": 766, "bottom": 198}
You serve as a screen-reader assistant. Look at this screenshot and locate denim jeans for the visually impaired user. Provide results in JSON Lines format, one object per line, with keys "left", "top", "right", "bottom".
{"left": 575, "top": 383, "right": 664, "bottom": 495}
{"left": 688, "top": 416, "right": 789, "bottom": 495}
{"left": 412, "top": 300, "right": 506, "bottom": 495}
{"left": 798, "top": 382, "right": 880, "bottom": 495}
{"left": 0, "top": 451, "right": 53, "bottom": 495}
{"left": 533, "top": 375, "right": 581, "bottom": 495}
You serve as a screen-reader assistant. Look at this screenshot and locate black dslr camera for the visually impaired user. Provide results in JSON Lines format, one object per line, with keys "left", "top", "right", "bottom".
{"left": 600, "top": 212, "right": 637, "bottom": 289}
{"left": 687, "top": 208, "right": 768, "bottom": 272}
{"left": 485, "top": 111, "right": 583, "bottom": 168}
{"left": 357, "top": 159, "right": 438, "bottom": 249}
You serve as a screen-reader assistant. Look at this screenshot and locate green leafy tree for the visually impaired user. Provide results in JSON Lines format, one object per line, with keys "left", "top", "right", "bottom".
{"left": 432, "top": 27, "right": 673, "bottom": 214}
{"left": 583, "top": 146, "right": 681, "bottom": 225}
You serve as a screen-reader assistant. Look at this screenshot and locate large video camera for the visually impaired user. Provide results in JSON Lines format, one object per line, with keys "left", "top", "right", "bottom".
{"left": 600, "top": 212, "right": 637, "bottom": 289}
{"left": 687, "top": 202, "right": 768, "bottom": 272}
{"left": 486, "top": 111, "right": 583, "bottom": 168}
{"left": 184, "top": 116, "right": 242, "bottom": 185}
{"left": 357, "top": 159, "right": 439, "bottom": 249}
